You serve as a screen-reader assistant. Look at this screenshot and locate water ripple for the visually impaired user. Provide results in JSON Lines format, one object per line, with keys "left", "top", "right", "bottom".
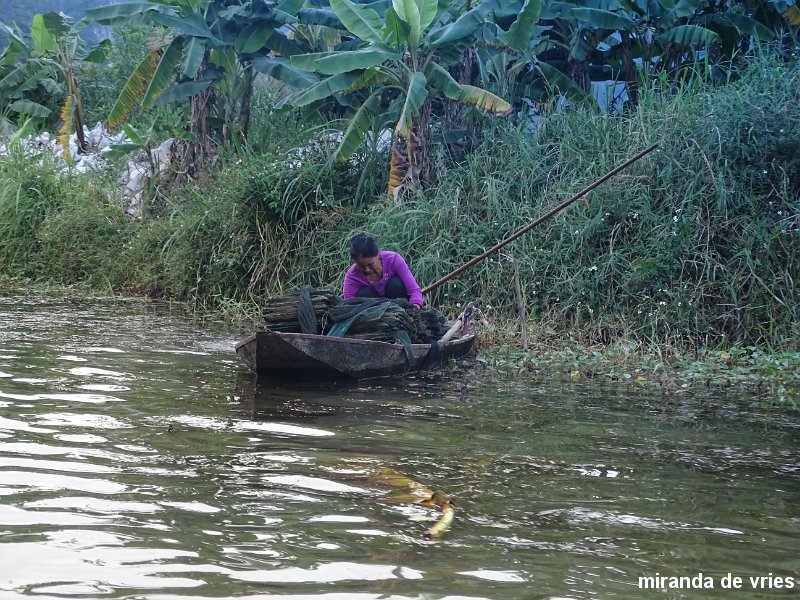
{"left": 0, "top": 505, "right": 106, "bottom": 526}
{"left": 24, "top": 497, "right": 162, "bottom": 514}
{"left": 0, "top": 416, "right": 55, "bottom": 433}
{"left": 230, "top": 562, "right": 424, "bottom": 583}
{"left": 1, "top": 296, "right": 798, "bottom": 600}
{"left": 0, "top": 391, "right": 124, "bottom": 403}
{"left": 0, "top": 457, "right": 118, "bottom": 473}
{"left": 0, "top": 471, "right": 126, "bottom": 494}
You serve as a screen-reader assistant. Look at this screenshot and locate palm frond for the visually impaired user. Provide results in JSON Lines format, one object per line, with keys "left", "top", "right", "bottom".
{"left": 57, "top": 94, "right": 75, "bottom": 159}
{"left": 456, "top": 84, "right": 511, "bottom": 114}
{"left": 107, "top": 48, "right": 163, "bottom": 129}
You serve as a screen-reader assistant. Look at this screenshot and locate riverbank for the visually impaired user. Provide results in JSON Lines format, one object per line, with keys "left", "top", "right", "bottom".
{"left": 2, "top": 290, "right": 797, "bottom": 599}
{"left": 474, "top": 333, "right": 799, "bottom": 409}
{"left": 0, "top": 283, "right": 796, "bottom": 407}
{"left": 1, "top": 51, "right": 798, "bottom": 389}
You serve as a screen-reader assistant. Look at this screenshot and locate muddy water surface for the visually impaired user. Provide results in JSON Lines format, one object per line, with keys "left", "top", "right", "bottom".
{"left": 0, "top": 293, "right": 797, "bottom": 599}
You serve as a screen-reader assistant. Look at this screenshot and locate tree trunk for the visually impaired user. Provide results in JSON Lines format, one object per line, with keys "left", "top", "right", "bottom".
{"left": 183, "top": 51, "right": 213, "bottom": 175}
{"left": 416, "top": 98, "right": 432, "bottom": 186}
{"left": 621, "top": 31, "right": 638, "bottom": 108}
{"left": 440, "top": 47, "right": 476, "bottom": 161}
{"left": 67, "top": 68, "right": 88, "bottom": 154}
{"left": 386, "top": 96, "right": 434, "bottom": 201}
{"left": 570, "top": 59, "right": 591, "bottom": 93}
{"left": 387, "top": 132, "right": 418, "bottom": 201}
{"left": 238, "top": 64, "right": 254, "bottom": 143}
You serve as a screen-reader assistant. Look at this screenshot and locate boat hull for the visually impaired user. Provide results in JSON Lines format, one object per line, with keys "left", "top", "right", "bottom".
{"left": 235, "top": 330, "right": 476, "bottom": 379}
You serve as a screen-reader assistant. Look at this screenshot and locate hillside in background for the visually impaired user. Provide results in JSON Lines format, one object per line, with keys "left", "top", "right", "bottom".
{"left": 0, "top": 0, "right": 121, "bottom": 45}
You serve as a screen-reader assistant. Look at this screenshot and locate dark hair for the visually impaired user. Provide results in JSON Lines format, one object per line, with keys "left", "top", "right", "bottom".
{"left": 349, "top": 233, "right": 379, "bottom": 260}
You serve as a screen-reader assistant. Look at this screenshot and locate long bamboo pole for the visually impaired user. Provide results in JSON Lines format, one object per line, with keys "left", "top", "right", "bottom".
{"left": 421, "top": 142, "right": 659, "bottom": 295}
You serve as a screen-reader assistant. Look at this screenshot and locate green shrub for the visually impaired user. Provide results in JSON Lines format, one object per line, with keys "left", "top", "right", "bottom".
{"left": 0, "top": 148, "right": 70, "bottom": 275}
{"left": 122, "top": 193, "right": 246, "bottom": 303}
{"left": 286, "top": 51, "right": 799, "bottom": 350}
{"left": 36, "top": 190, "right": 130, "bottom": 289}
{"left": 235, "top": 148, "right": 347, "bottom": 224}
{"left": 1, "top": 47, "right": 796, "bottom": 351}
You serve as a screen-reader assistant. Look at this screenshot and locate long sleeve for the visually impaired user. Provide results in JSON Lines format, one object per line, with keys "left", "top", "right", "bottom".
{"left": 390, "top": 253, "right": 423, "bottom": 306}
{"left": 342, "top": 251, "right": 423, "bottom": 305}
{"left": 342, "top": 265, "right": 365, "bottom": 299}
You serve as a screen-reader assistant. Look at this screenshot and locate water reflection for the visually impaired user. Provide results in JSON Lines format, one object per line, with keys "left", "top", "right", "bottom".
{"left": 234, "top": 371, "right": 455, "bottom": 427}
{"left": 0, "top": 294, "right": 798, "bottom": 600}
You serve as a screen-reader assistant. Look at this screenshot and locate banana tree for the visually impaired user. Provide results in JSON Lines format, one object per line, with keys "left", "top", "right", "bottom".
{"left": 520, "top": 0, "right": 773, "bottom": 107}
{"left": 0, "top": 14, "right": 110, "bottom": 155}
{"left": 403, "top": 0, "right": 592, "bottom": 116}
{"left": 86, "top": 0, "right": 318, "bottom": 165}
{"left": 286, "top": 0, "right": 513, "bottom": 199}
{"left": 544, "top": 1, "right": 638, "bottom": 95}
{"left": 87, "top": 0, "right": 224, "bottom": 162}
{"left": 0, "top": 21, "right": 57, "bottom": 135}
{"left": 32, "top": 13, "right": 111, "bottom": 156}
{"left": 487, "top": 0, "right": 595, "bottom": 102}
{"left": 481, "top": 0, "right": 777, "bottom": 110}
{"left": 618, "top": 0, "right": 721, "bottom": 74}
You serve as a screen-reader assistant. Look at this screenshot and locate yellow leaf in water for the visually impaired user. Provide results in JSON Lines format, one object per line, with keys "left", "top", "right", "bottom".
{"left": 570, "top": 370, "right": 580, "bottom": 380}
{"left": 636, "top": 375, "right": 647, "bottom": 381}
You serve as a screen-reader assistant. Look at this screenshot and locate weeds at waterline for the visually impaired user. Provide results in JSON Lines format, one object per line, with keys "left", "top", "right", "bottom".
{"left": 0, "top": 51, "right": 797, "bottom": 394}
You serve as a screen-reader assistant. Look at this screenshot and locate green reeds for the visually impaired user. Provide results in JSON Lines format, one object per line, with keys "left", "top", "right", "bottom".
{"left": 281, "top": 51, "right": 799, "bottom": 350}
{"left": 0, "top": 147, "right": 68, "bottom": 275}
{"left": 0, "top": 49, "right": 796, "bottom": 350}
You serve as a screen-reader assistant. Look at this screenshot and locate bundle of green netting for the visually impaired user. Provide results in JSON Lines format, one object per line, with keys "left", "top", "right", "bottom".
{"left": 260, "top": 287, "right": 341, "bottom": 333}
{"left": 261, "top": 287, "right": 449, "bottom": 343}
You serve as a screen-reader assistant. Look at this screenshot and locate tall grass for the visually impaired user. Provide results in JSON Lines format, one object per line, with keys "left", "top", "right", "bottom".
{"left": 0, "top": 145, "right": 137, "bottom": 288}
{"left": 0, "top": 49, "right": 797, "bottom": 350}
{"left": 277, "top": 51, "right": 799, "bottom": 349}
{"left": 0, "top": 148, "right": 72, "bottom": 276}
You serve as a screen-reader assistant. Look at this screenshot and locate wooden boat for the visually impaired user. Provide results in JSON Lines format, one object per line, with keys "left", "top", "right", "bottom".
{"left": 235, "top": 329, "right": 476, "bottom": 380}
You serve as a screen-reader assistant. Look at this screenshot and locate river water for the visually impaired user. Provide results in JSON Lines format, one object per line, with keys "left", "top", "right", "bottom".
{"left": 0, "top": 293, "right": 797, "bottom": 600}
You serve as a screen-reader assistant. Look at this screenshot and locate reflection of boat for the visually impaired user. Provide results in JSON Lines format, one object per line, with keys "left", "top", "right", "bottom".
{"left": 235, "top": 329, "right": 476, "bottom": 380}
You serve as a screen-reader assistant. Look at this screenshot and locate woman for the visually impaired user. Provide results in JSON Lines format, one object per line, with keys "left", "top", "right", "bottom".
{"left": 343, "top": 233, "right": 423, "bottom": 308}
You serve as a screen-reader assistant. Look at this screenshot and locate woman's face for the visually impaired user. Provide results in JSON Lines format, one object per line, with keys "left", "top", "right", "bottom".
{"left": 355, "top": 254, "right": 382, "bottom": 279}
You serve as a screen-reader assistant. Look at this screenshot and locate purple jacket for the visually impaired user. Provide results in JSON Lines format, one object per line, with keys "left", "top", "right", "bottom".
{"left": 343, "top": 250, "right": 423, "bottom": 306}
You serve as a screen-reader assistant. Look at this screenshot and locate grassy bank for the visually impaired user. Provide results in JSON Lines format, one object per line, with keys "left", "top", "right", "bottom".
{"left": 475, "top": 333, "right": 799, "bottom": 408}
{"left": 267, "top": 51, "right": 799, "bottom": 350}
{"left": 0, "top": 50, "right": 798, "bottom": 395}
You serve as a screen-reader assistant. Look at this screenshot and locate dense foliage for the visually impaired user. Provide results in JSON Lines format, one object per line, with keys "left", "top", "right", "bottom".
{"left": 0, "top": 1, "right": 798, "bottom": 357}
{"left": 280, "top": 52, "right": 800, "bottom": 350}
{"left": 0, "top": 0, "right": 120, "bottom": 47}
{"left": 4, "top": 1, "right": 798, "bottom": 170}
{"left": 0, "top": 0, "right": 114, "bottom": 26}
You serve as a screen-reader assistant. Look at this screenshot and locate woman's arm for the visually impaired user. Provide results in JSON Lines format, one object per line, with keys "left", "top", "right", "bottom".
{"left": 392, "top": 253, "right": 423, "bottom": 306}
{"left": 342, "top": 265, "right": 362, "bottom": 299}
